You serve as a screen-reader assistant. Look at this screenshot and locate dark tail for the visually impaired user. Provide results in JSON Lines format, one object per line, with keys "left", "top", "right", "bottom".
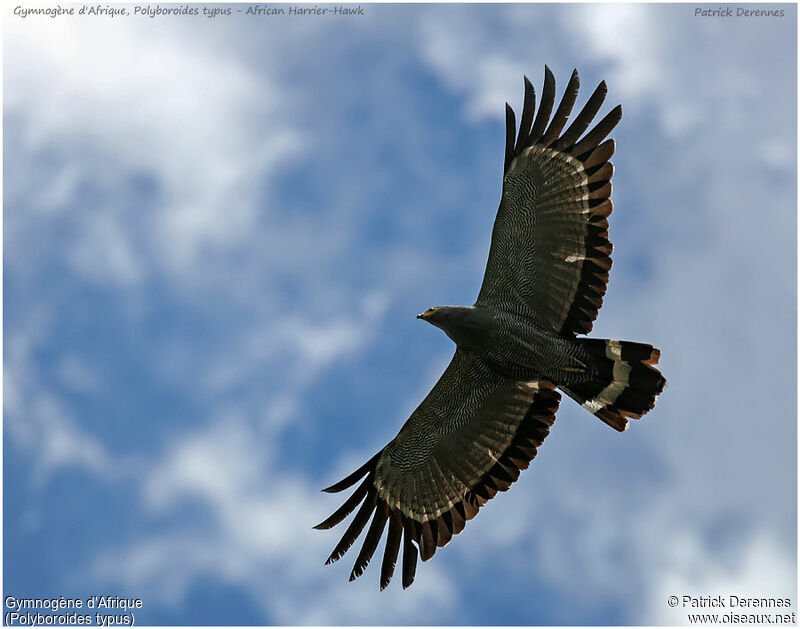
{"left": 563, "top": 339, "right": 666, "bottom": 432}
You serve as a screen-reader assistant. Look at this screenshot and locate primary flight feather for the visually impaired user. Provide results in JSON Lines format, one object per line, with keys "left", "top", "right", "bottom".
{"left": 316, "top": 67, "right": 666, "bottom": 589}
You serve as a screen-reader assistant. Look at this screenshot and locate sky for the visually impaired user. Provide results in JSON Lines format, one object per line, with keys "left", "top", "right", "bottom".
{"left": 3, "top": 2, "right": 797, "bottom": 625}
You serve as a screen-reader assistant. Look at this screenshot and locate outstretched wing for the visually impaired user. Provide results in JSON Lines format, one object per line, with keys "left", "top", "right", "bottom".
{"left": 316, "top": 349, "right": 560, "bottom": 589}
{"left": 476, "top": 66, "right": 621, "bottom": 337}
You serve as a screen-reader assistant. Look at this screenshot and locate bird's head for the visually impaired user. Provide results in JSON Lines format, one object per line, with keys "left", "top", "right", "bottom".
{"left": 416, "top": 305, "right": 490, "bottom": 350}
{"left": 417, "top": 307, "right": 449, "bottom": 328}
{"left": 416, "top": 306, "right": 475, "bottom": 329}
{"left": 416, "top": 307, "right": 438, "bottom": 322}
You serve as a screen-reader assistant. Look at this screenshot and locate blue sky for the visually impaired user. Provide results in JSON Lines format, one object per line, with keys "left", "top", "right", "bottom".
{"left": 4, "top": 2, "right": 797, "bottom": 625}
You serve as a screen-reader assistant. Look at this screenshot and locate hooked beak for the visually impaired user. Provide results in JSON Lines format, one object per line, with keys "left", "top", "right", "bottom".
{"left": 418, "top": 307, "right": 435, "bottom": 320}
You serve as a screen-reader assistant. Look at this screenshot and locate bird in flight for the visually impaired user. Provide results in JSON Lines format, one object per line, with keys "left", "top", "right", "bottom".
{"left": 315, "top": 67, "right": 666, "bottom": 589}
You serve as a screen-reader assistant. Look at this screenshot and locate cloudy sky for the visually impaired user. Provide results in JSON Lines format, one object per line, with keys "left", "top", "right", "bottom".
{"left": 4, "top": 2, "right": 797, "bottom": 625}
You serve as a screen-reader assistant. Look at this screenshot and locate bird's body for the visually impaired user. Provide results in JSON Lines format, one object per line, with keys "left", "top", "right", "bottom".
{"left": 420, "top": 304, "right": 661, "bottom": 431}
{"left": 424, "top": 305, "right": 586, "bottom": 384}
{"left": 316, "top": 67, "right": 666, "bottom": 590}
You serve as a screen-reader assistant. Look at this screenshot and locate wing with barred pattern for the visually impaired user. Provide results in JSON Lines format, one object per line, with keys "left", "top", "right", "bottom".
{"left": 315, "top": 349, "right": 560, "bottom": 589}
{"left": 477, "top": 66, "right": 621, "bottom": 337}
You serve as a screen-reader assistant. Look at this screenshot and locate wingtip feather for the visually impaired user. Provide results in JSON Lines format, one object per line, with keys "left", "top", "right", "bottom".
{"left": 321, "top": 451, "right": 380, "bottom": 493}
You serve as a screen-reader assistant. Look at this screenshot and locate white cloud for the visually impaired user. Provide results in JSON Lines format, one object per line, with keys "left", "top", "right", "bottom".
{"left": 66, "top": 211, "right": 145, "bottom": 287}
{"left": 5, "top": 16, "right": 303, "bottom": 286}
{"left": 643, "top": 532, "right": 797, "bottom": 624}
{"left": 89, "top": 412, "right": 457, "bottom": 624}
{"left": 415, "top": 7, "right": 532, "bottom": 122}
{"left": 416, "top": 4, "right": 663, "bottom": 125}
{"left": 576, "top": 4, "right": 662, "bottom": 101}
{"left": 5, "top": 313, "right": 113, "bottom": 485}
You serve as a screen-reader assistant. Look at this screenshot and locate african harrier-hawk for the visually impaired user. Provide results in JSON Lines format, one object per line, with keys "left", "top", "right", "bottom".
{"left": 316, "top": 67, "right": 666, "bottom": 589}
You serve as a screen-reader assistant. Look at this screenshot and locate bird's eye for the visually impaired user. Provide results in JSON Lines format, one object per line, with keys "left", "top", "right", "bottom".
{"left": 425, "top": 308, "right": 436, "bottom": 316}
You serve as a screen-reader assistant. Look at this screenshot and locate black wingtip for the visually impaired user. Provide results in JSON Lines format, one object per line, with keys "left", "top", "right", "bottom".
{"left": 322, "top": 472, "right": 354, "bottom": 494}
{"left": 321, "top": 451, "right": 381, "bottom": 493}
{"left": 528, "top": 66, "right": 557, "bottom": 143}
{"left": 504, "top": 103, "right": 517, "bottom": 171}
{"left": 505, "top": 103, "right": 514, "bottom": 124}
{"left": 401, "top": 519, "right": 418, "bottom": 589}
{"left": 539, "top": 69, "right": 581, "bottom": 147}
{"left": 315, "top": 475, "right": 372, "bottom": 530}
{"left": 514, "top": 75, "right": 537, "bottom": 154}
